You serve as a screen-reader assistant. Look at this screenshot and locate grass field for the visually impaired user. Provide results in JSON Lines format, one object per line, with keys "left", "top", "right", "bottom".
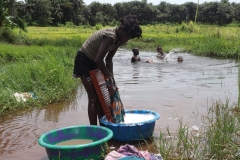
{"left": 17, "top": 23, "right": 240, "bottom": 57}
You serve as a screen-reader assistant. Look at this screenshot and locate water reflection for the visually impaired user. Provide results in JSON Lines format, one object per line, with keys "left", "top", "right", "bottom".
{"left": 43, "top": 101, "right": 70, "bottom": 123}
{"left": 132, "top": 64, "right": 140, "bottom": 80}
{"left": 42, "top": 85, "right": 86, "bottom": 123}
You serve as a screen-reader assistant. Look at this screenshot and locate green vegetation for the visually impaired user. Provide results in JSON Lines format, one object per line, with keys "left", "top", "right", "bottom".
{"left": 1, "top": 1, "right": 239, "bottom": 159}
{"left": 154, "top": 100, "right": 240, "bottom": 159}
{"left": 102, "top": 100, "right": 240, "bottom": 159}
{"left": 11, "top": 0, "right": 240, "bottom": 26}
{"left": 0, "top": 23, "right": 239, "bottom": 115}
{"left": 0, "top": 43, "right": 79, "bottom": 115}
{"left": 0, "top": 15, "right": 239, "bottom": 160}
{"left": 132, "top": 23, "right": 240, "bottom": 58}
{"left": 2, "top": 22, "right": 240, "bottom": 57}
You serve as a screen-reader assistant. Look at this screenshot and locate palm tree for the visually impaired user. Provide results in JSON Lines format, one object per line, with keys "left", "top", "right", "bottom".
{"left": 0, "top": 0, "right": 8, "bottom": 27}
{"left": 71, "top": 0, "right": 86, "bottom": 25}
{"left": 7, "top": 0, "right": 16, "bottom": 17}
{"left": 0, "top": 0, "right": 27, "bottom": 32}
{"left": 51, "top": 0, "right": 63, "bottom": 25}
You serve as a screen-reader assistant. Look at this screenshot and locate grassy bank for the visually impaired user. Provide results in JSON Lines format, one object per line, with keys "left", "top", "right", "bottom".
{"left": 0, "top": 23, "right": 239, "bottom": 115}
{"left": 134, "top": 24, "right": 240, "bottom": 58}
{"left": 154, "top": 100, "right": 240, "bottom": 159}
{"left": 0, "top": 43, "right": 79, "bottom": 115}
{"left": 15, "top": 23, "right": 240, "bottom": 58}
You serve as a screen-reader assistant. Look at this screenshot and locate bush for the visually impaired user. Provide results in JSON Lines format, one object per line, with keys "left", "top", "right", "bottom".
{"left": 95, "top": 23, "right": 103, "bottom": 30}
{"left": 65, "top": 22, "right": 75, "bottom": 28}
{"left": 0, "top": 28, "right": 17, "bottom": 43}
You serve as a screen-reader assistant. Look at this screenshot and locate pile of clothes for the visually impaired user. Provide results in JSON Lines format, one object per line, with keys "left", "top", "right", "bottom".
{"left": 105, "top": 144, "right": 163, "bottom": 160}
{"left": 13, "top": 92, "right": 37, "bottom": 102}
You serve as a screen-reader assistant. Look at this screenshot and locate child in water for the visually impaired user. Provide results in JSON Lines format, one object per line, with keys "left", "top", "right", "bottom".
{"left": 131, "top": 48, "right": 141, "bottom": 63}
{"left": 177, "top": 56, "right": 183, "bottom": 62}
{"left": 145, "top": 46, "right": 165, "bottom": 63}
{"left": 156, "top": 46, "right": 166, "bottom": 59}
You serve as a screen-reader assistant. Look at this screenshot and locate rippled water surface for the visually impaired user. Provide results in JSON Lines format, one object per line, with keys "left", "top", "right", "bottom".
{"left": 0, "top": 49, "right": 238, "bottom": 159}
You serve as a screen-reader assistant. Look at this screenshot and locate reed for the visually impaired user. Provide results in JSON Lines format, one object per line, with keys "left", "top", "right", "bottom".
{"left": 0, "top": 44, "right": 79, "bottom": 115}
{"left": 154, "top": 100, "right": 240, "bottom": 159}
{"left": 2, "top": 24, "right": 239, "bottom": 58}
{"left": 129, "top": 23, "right": 240, "bottom": 58}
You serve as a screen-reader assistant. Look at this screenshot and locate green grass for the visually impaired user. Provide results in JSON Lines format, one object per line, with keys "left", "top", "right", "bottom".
{"left": 154, "top": 100, "right": 240, "bottom": 159}
{"left": 0, "top": 23, "right": 239, "bottom": 115}
{"left": 0, "top": 44, "right": 79, "bottom": 115}
{"left": 7, "top": 23, "right": 239, "bottom": 58}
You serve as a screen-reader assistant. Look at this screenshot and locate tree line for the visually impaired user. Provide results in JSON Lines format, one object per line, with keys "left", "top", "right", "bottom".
{"left": 1, "top": 0, "right": 240, "bottom": 28}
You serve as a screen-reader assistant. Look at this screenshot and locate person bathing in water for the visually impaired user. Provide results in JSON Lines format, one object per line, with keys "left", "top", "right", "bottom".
{"left": 156, "top": 46, "right": 166, "bottom": 60}
{"left": 73, "top": 15, "right": 142, "bottom": 125}
{"left": 177, "top": 56, "right": 183, "bottom": 62}
{"left": 146, "top": 48, "right": 184, "bottom": 63}
{"left": 146, "top": 46, "right": 166, "bottom": 63}
{"left": 131, "top": 47, "right": 141, "bottom": 63}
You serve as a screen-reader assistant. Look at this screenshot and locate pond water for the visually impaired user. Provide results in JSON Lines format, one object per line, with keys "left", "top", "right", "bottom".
{"left": 0, "top": 49, "right": 238, "bottom": 159}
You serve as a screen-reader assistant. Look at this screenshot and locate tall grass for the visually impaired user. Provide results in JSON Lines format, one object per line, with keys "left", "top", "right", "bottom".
{"left": 0, "top": 23, "right": 239, "bottom": 115}
{"left": 154, "top": 100, "right": 240, "bottom": 159}
{"left": 2, "top": 24, "right": 239, "bottom": 58}
{"left": 0, "top": 44, "right": 79, "bottom": 115}
{"left": 134, "top": 24, "right": 240, "bottom": 58}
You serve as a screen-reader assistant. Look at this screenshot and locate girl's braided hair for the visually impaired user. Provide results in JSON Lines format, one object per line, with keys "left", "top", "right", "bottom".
{"left": 119, "top": 14, "right": 142, "bottom": 39}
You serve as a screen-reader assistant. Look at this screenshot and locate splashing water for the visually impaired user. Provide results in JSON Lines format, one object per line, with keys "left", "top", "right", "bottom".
{"left": 146, "top": 55, "right": 160, "bottom": 63}
{"left": 163, "top": 52, "right": 176, "bottom": 63}
{"left": 146, "top": 50, "right": 177, "bottom": 63}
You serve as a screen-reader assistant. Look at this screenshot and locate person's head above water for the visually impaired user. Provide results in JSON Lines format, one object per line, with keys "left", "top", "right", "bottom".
{"left": 157, "top": 46, "right": 163, "bottom": 53}
{"left": 132, "top": 48, "right": 139, "bottom": 56}
{"left": 177, "top": 56, "right": 183, "bottom": 62}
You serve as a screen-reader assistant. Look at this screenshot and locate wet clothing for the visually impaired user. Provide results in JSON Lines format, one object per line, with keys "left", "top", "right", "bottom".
{"left": 106, "top": 79, "right": 125, "bottom": 123}
{"left": 73, "top": 51, "right": 98, "bottom": 78}
{"left": 73, "top": 27, "right": 123, "bottom": 78}
{"left": 118, "top": 144, "right": 144, "bottom": 158}
{"left": 80, "top": 27, "right": 120, "bottom": 61}
{"left": 157, "top": 52, "right": 166, "bottom": 59}
{"left": 131, "top": 56, "right": 140, "bottom": 63}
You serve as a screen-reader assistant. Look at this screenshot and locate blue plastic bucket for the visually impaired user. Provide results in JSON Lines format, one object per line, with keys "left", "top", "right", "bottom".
{"left": 100, "top": 110, "right": 160, "bottom": 142}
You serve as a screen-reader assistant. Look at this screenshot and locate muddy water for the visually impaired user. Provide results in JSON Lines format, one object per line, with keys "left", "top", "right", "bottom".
{"left": 55, "top": 139, "right": 94, "bottom": 146}
{"left": 0, "top": 49, "right": 238, "bottom": 159}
